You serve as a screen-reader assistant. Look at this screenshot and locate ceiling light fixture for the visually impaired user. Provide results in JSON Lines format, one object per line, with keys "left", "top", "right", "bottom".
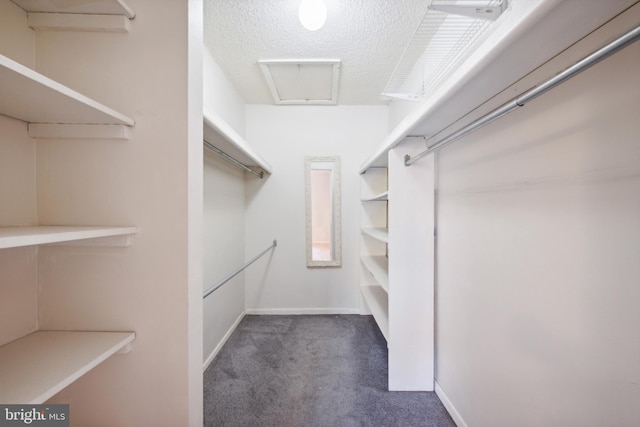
{"left": 298, "top": 0, "right": 327, "bottom": 31}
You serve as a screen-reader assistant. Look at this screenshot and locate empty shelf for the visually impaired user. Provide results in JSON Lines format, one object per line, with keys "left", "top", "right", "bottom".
{"left": 361, "top": 227, "right": 389, "bottom": 243}
{"left": 0, "top": 54, "right": 134, "bottom": 126}
{"left": 204, "top": 108, "right": 272, "bottom": 174}
{"left": 0, "top": 331, "right": 135, "bottom": 404}
{"left": 0, "top": 226, "right": 137, "bottom": 249}
{"left": 12, "top": 0, "right": 135, "bottom": 18}
{"left": 361, "top": 191, "right": 388, "bottom": 202}
{"left": 361, "top": 285, "right": 389, "bottom": 341}
{"left": 361, "top": 255, "right": 389, "bottom": 292}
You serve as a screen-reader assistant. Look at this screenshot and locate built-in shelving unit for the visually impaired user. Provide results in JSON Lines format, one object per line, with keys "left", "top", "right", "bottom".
{"left": 0, "top": 226, "right": 137, "bottom": 249}
{"left": 0, "top": 331, "right": 135, "bottom": 404}
{"left": 0, "top": 0, "right": 138, "bottom": 407}
{"left": 204, "top": 108, "right": 272, "bottom": 175}
{"left": 359, "top": 166, "right": 389, "bottom": 345}
{"left": 357, "top": 0, "right": 638, "bottom": 402}
{"left": 359, "top": 141, "right": 435, "bottom": 391}
{"left": 357, "top": 4, "right": 599, "bottom": 391}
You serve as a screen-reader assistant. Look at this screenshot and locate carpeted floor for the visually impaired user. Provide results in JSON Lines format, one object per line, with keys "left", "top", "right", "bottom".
{"left": 203, "top": 315, "right": 456, "bottom": 427}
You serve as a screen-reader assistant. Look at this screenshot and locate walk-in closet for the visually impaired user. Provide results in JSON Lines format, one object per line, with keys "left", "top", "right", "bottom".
{"left": 1, "top": 0, "right": 638, "bottom": 426}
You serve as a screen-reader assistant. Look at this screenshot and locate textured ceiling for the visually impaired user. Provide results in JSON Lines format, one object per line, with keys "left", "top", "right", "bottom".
{"left": 203, "top": 0, "right": 430, "bottom": 105}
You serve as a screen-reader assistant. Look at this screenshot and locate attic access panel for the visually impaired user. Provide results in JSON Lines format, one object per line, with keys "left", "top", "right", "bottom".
{"left": 259, "top": 59, "right": 341, "bottom": 105}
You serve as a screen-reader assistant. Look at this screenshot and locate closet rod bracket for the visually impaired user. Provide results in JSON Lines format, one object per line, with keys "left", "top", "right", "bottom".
{"left": 203, "top": 139, "right": 264, "bottom": 178}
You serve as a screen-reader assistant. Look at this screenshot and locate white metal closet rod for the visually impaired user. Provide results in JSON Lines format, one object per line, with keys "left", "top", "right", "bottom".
{"left": 203, "top": 239, "right": 277, "bottom": 299}
{"left": 405, "top": 24, "right": 640, "bottom": 166}
{"left": 203, "top": 139, "right": 264, "bottom": 178}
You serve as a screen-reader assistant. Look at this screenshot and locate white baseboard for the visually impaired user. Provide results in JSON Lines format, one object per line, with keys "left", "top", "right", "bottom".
{"left": 245, "top": 307, "right": 360, "bottom": 315}
{"left": 203, "top": 310, "right": 245, "bottom": 372}
{"left": 435, "top": 380, "right": 468, "bottom": 427}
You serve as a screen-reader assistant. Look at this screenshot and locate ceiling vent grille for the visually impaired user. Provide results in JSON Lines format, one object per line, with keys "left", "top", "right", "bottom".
{"left": 259, "top": 59, "right": 341, "bottom": 105}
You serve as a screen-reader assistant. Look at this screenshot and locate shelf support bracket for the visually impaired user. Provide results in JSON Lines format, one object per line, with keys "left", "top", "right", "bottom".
{"left": 428, "top": 1, "right": 507, "bottom": 21}
{"left": 27, "top": 13, "right": 131, "bottom": 32}
{"left": 117, "top": 343, "right": 133, "bottom": 354}
{"left": 28, "top": 124, "right": 131, "bottom": 140}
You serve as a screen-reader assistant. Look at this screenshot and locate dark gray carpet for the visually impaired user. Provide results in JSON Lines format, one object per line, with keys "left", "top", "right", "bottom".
{"left": 203, "top": 315, "right": 456, "bottom": 427}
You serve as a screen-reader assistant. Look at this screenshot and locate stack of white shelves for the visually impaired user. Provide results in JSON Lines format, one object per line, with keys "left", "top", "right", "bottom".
{"left": 0, "top": 0, "right": 137, "bottom": 404}
{"left": 359, "top": 139, "right": 435, "bottom": 392}
{"left": 359, "top": 168, "right": 389, "bottom": 340}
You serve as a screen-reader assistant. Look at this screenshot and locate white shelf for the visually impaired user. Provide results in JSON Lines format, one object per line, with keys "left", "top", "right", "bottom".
{"left": 359, "top": 1, "right": 615, "bottom": 172}
{"left": 361, "top": 227, "right": 389, "bottom": 243}
{"left": 361, "top": 191, "right": 388, "bottom": 202}
{"left": 361, "top": 285, "right": 389, "bottom": 341}
{"left": 0, "top": 226, "right": 137, "bottom": 249}
{"left": 361, "top": 255, "right": 389, "bottom": 292}
{"left": 204, "top": 107, "right": 272, "bottom": 174}
{"left": 12, "top": 0, "right": 135, "bottom": 18}
{"left": 0, "top": 331, "right": 135, "bottom": 404}
{"left": 0, "top": 54, "right": 134, "bottom": 126}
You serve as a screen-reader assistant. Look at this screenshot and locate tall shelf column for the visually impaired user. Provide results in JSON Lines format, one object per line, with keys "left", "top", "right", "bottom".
{"left": 360, "top": 167, "right": 389, "bottom": 340}
{"left": 359, "top": 137, "right": 435, "bottom": 391}
{"left": 387, "top": 138, "right": 435, "bottom": 391}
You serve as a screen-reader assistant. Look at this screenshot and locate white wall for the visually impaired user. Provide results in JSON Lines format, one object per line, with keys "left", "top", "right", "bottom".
{"left": 203, "top": 49, "right": 245, "bottom": 136}
{"left": 0, "top": 1, "right": 34, "bottom": 68}
{"left": 202, "top": 47, "right": 247, "bottom": 367}
{"left": 244, "top": 105, "right": 388, "bottom": 313}
{"left": 203, "top": 152, "right": 246, "bottom": 365}
{"left": 434, "top": 12, "right": 640, "bottom": 427}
